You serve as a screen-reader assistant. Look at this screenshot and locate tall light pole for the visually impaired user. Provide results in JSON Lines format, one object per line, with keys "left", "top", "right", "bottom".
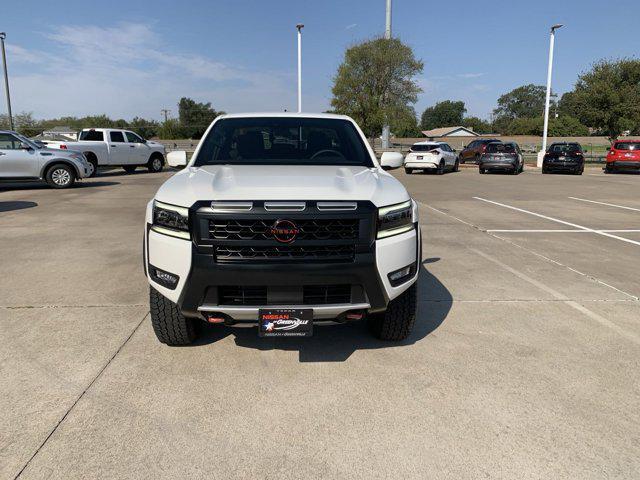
{"left": 0, "top": 32, "right": 14, "bottom": 131}
{"left": 381, "top": 0, "right": 392, "bottom": 149}
{"left": 538, "top": 23, "right": 563, "bottom": 167}
{"left": 296, "top": 24, "right": 304, "bottom": 113}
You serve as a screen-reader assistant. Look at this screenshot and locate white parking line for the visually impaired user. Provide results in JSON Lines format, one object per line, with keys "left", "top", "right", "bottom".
{"left": 419, "top": 202, "right": 639, "bottom": 301}
{"left": 473, "top": 197, "right": 640, "bottom": 247}
{"left": 486, "top": 229, "right": 640, "bottom": 233}
{"left": 472, "top": 248, "right": 640, "bottom": 346}
{"left": 568, "top": 196, "right": 640, "bottom": 212}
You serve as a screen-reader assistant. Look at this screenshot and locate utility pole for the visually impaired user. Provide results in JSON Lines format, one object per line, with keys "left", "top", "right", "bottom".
{"left": 296, "top": 24, "right": 304, "bottom": 113}
{"left": 0, "top": 32, "right": 14, "bottom": 131}
{"left": 161, "top": 109, "right": 171, "bottom": 122}
{"left": 538, "top": 23, "right": 563, "bottom": 167}
{"left": 381, "top": 0, "right": 392, "bottom": 149}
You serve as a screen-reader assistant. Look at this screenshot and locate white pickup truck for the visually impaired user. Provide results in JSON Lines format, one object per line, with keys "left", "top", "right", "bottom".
{"left": 48, "top": 128, "right": 166, "bottom": 177}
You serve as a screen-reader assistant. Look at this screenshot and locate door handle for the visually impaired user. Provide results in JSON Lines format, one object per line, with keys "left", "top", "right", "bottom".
{"left": 110, "top": 145, "right": 117, "bottom": 147}
{"left": 130, "top": 145, "right": 135, "bottom": 148}
{"left": 0, "top": 152, "right": 6, "bottom": 156}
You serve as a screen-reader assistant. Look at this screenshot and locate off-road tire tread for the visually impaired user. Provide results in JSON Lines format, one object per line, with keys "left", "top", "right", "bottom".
{"left": 369, "top": 283, "right": 417, "bottom": 341}
{"left": 150, "top": 287, "right": 196, "bottom": 345}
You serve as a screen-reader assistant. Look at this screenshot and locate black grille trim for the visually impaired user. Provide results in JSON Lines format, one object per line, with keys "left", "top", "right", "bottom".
{"left": 209, "top": 218, "right": 358, "bottom": 241}
{"left": 218, "top": 285, "right": 352, "bottom": 306}
{"left": 215, "top": 244, "right": 355, "bottom": 262}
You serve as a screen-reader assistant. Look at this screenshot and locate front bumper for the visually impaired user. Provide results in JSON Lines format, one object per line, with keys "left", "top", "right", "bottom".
{"left": 144, "top": 208, "right": 420, "bottom": 322}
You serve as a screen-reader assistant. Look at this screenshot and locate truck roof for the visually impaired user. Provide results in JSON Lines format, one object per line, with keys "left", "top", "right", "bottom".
{"left": 217, "top": 112, "right": 353, "bottom": 121}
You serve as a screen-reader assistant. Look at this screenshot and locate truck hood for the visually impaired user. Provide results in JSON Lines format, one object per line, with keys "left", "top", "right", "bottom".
{"left": 155, "top": 165, "right": 410, "bottom": 207}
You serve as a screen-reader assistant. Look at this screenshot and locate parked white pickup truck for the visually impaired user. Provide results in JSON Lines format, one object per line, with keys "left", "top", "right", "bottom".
{"left": 48, "top": 128, "right": 166, "bottom": 177}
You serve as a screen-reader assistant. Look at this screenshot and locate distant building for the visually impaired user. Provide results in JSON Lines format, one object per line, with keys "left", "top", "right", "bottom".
{"left": 41, "top": 126, "right": 78, "bottom": 141}
{"left": 421, "top": 126, "right": 479, "bottom": 139}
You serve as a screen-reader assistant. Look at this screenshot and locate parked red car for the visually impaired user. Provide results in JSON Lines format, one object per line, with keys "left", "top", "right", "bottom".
{"left": 458, "top": 138, "right": 499, "bottom": 164}
{"left": 606, "top": 140, "right": 640, "bottom": 173}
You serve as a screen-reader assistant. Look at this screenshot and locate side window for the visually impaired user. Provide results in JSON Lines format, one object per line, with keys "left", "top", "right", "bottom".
{"left": 0, "top": 133, "right": 21, "bottom": 150}
{"left": 110, "top": 131, "right": 125, "bottom": 143}
{"left": 125, "top": 132, "right": 143, "bottom": 143}
{"left": 466, "top": 141, "right": 476, "bottom": 149}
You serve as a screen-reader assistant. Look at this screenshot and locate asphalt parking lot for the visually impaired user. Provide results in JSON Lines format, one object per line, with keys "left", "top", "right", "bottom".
{"left": 1, "top": 166, "right": 639, "bottom": 479}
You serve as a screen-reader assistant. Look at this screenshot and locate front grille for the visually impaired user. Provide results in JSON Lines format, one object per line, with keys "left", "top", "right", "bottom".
{"left": 303, "top": 285, "right": 351, "bottom": 304}
{"left": 219, "top": 286, "right": 267, "bottom": 305}
{"left": 209, "top": 219, "right": 358, "bottom": 241}
{"left": 218, "top": 285, "right": 352, "bottom": 306}
{"left": 215, "top": 244, "right": 355, "bottom": 262}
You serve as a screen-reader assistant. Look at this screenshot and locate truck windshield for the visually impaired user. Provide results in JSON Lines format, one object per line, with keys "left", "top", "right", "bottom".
{"left": 193, "top": 117, "right": 374, "bottom": 167}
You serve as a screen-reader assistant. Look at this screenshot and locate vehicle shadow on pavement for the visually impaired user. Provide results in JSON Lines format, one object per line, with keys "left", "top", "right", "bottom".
{"left": 192, "top": 259, "right": 452, "bottom": 362}
{"left": 0, "top": 201, "right": 38, "bottom": 212}
{"left": 0, "top": 181, "right": 120, "bottom": 192}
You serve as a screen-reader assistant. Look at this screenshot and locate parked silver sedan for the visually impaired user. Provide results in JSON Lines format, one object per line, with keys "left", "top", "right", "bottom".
{"left": 0, "top": 130, "right": 90, "bottom": 188}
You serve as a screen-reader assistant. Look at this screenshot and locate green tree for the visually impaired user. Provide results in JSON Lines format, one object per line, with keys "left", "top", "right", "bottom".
{"left": 157, "top": 119, "right": 183, "bottom": 140}
{"left": 178, "top": 97, "right": 221, "bottom": 138}
{"left": 498, "top": 115, "right": 589, "bottom": 136}
{"left": 330, "top": 37, "right": 423, "bottom": 138}
{"left": 493, "top": 84, "right": 547, "bottom": 122}
{"left": 462, "top": 116, "right": 492, "bottom": 134}
{"left": 0, "top": 112, "right": 40, "bottom": 136}
{"left": 391, "top": 106, "right": 420, "bottom": 137}
{"left": 559, "top": 58, "right": 640, "bottom": 139}
{"left": 129, "top": 116, "right": 159, "bottom": 139}
{"left": 419, "top": 100, "right": 466, "bottom": 130}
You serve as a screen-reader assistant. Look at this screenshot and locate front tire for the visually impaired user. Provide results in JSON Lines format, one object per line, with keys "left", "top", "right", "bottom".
{"left": 368, "top": 282, "right": 417, "bottom": 341}
{"left": 150, "top": 287, "right": 196, "bottom": 345}
{"left": 453, "top": 159, "right": 460, "bottom": 172}
{"left": 479, "top": 167, "right": 486, "bottom": 174}
{"left": 46, "top": 164, "right": 76, "bottom": 189}
{"left": 148, "top": 154, "right": 164, "bottom": 173}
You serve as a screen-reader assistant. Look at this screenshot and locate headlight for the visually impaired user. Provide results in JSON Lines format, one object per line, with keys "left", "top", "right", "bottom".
{"left": 152, "top": 200, "right": 190, "bottom": 239}
{"left": 377, "top": 200, "right": 414, "bottom": 239}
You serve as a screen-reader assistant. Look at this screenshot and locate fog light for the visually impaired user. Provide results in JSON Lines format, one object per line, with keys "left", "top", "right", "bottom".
{"left": 150, "top": 265, "right": 179, "bottom": 290}
{"left": 388, "top": 264, "right": 416, "bottom": 287}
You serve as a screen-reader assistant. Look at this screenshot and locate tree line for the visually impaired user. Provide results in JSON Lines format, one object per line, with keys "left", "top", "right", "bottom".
{"left": 330, "top": 38, "right": 640, "bottom": 140}
{"left": 0, "top": 97, "right": 223, "bottom": 140}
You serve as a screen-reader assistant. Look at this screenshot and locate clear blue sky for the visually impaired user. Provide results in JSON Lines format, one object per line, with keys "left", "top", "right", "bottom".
{"left": 3, "top": 0, "right": 639, "bottom": 121}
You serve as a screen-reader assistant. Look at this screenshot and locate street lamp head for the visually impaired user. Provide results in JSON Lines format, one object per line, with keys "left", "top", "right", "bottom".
{"left": 551, "top": 24, "right": 564, "bottom": 32}
{"left": 296, "top": 24, "right": 304, "bottom": 31}
{"left": 0, "top": 32, "right": 6, "bottom": 40}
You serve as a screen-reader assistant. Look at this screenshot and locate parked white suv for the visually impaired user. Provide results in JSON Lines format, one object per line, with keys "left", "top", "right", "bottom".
{"left": 47, "top": 128, "right": 166, "bottom": 177}
{"left": 404, "top": 141, "right": 459, "bottom": 174}
{"left": 143, "top": 113, "right": 420, "bottom": 345}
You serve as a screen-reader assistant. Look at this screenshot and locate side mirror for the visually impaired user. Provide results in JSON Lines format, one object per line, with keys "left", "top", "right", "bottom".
{"left": 167, "top": 150, "right": 188, "bottom": 168}
{"left": 19, "top": 142, "right": 32, "bottom": 150}
{"left": 380, "top": 152, "right": 403, "bottom": 170}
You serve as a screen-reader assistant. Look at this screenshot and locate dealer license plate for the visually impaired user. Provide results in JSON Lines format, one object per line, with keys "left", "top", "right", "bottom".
{"left": 258, "top": 309, "right": 313, "bottom": 337}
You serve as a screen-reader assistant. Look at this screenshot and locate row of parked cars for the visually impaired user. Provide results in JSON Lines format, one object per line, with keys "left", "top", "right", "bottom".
{"left": 0, "top": 128, "right": 167, "bottom": 188}
{"left": 403, "top": 138, "right": 640, "bottom": 176}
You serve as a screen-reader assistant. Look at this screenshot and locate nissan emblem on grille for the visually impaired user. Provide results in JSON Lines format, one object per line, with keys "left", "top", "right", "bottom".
{"left": 270, "top": 219, "right": 299, "bottom": 243}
